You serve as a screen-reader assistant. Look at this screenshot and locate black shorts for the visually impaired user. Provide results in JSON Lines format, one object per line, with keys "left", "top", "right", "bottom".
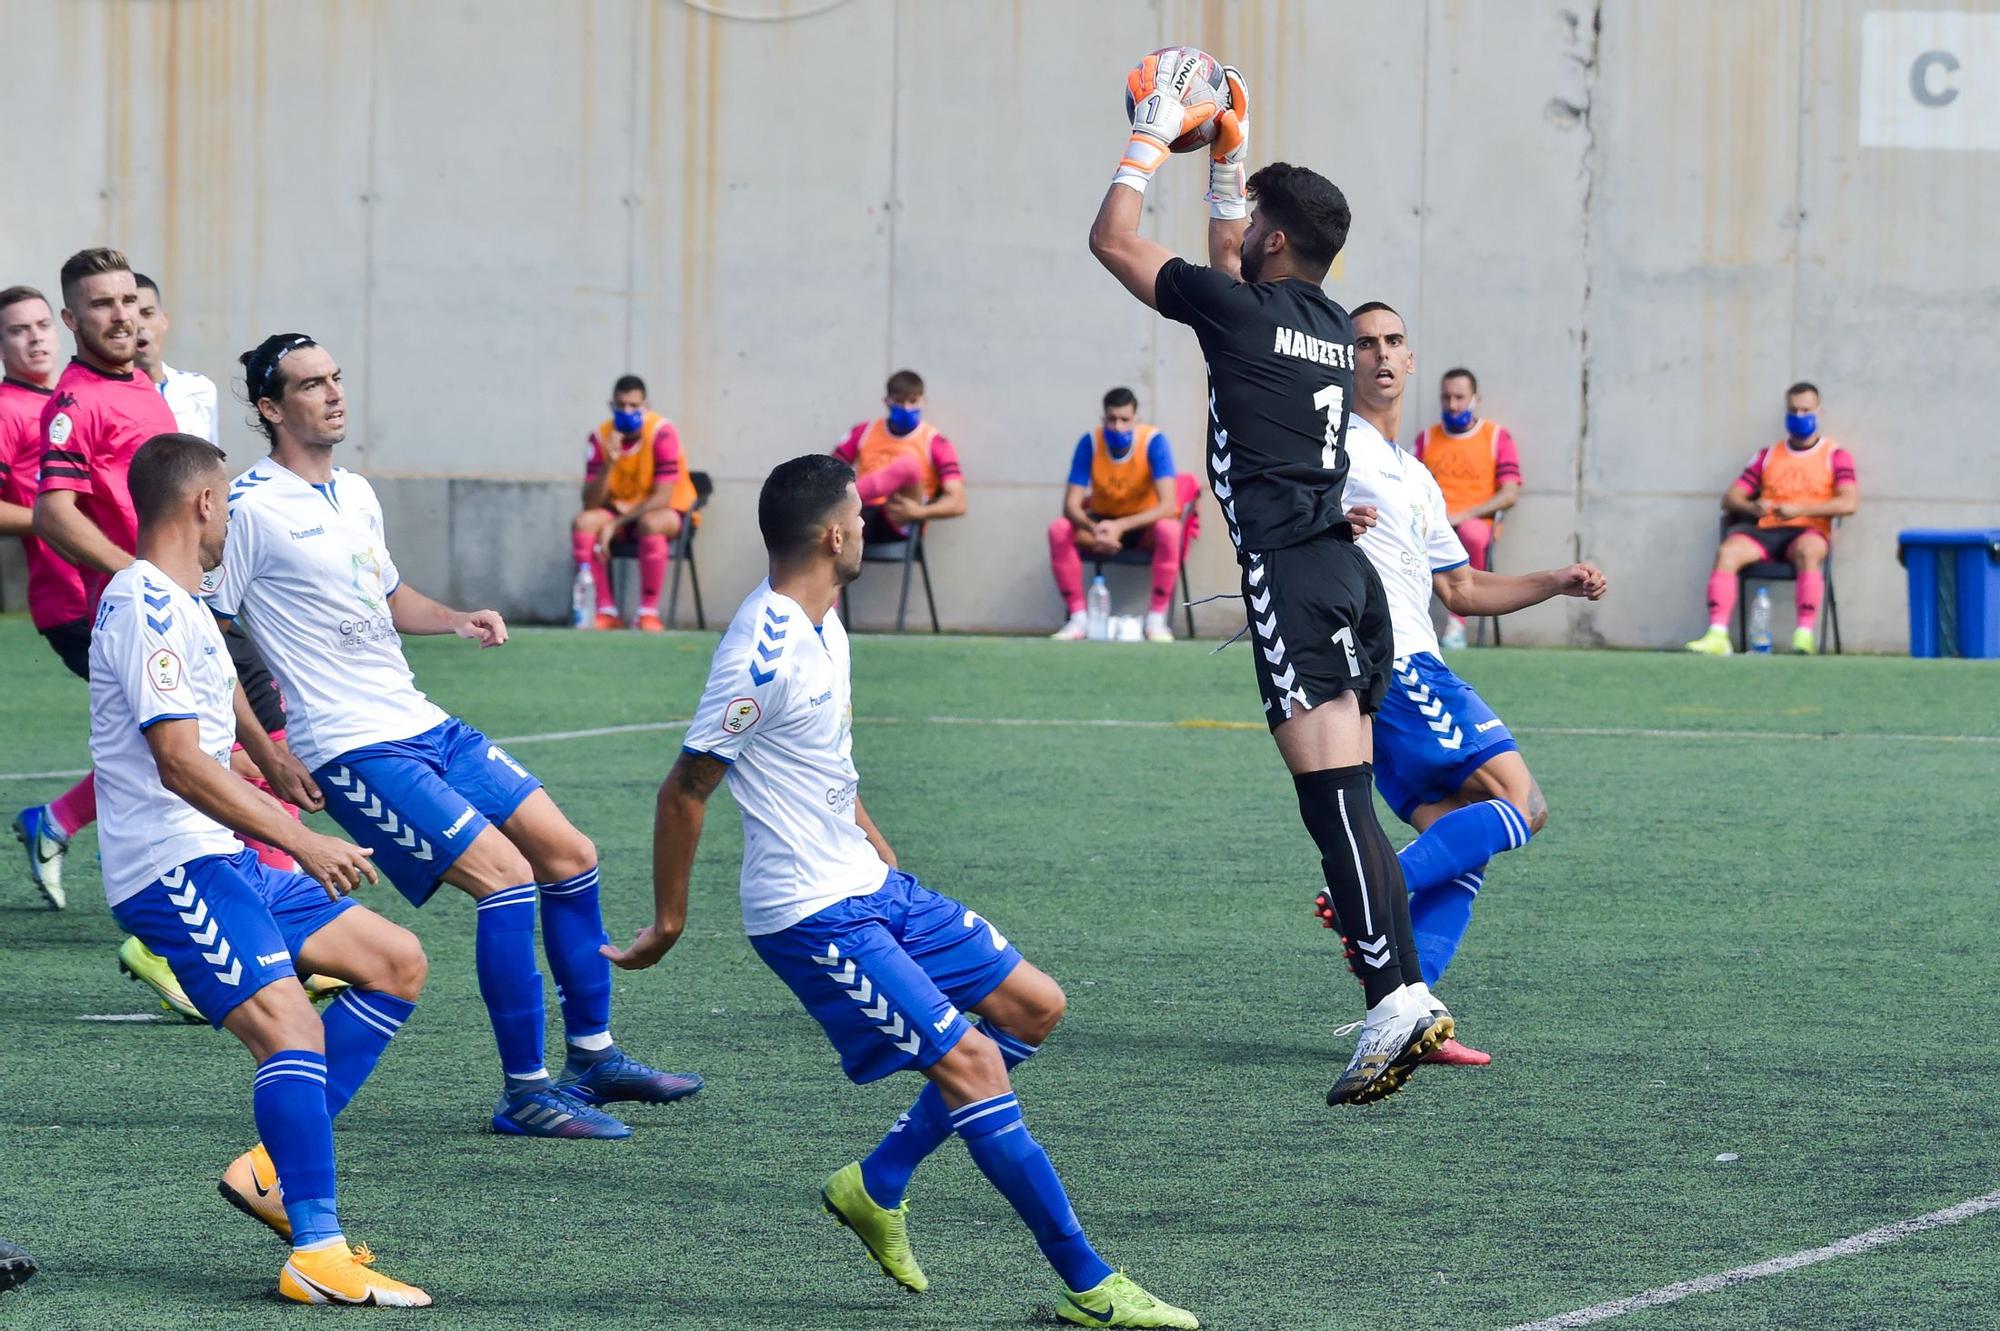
{"left": 1724, "top": 523, "right": 1819, "bottom": 562}
{"left": 1241, "top": 533, "right": 1391, "bottom": 729}
{"left": 226, "top": 629, "right": 288, "bottom": 736}
{"left": 40, "top": 618, "right": 91, "bottom": 681}
{"left": 861, "top": 507, "right": 913, "bottom": 546}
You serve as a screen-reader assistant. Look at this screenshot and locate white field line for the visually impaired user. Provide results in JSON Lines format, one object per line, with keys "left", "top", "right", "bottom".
{"left": 1501, "top": 1187, "right": 2000, "bottom": 1329}
{"left": 2, "top": 716, "right": 1994, "bottom": 782}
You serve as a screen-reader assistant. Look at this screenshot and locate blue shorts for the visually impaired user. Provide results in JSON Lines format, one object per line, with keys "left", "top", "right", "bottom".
{"left": 315, "top": 717, "right": 542, "bottom": 906}
{"left": 1373, "top": 653, "right": 1520, "bottom": 823}
{"left": 751, "top": 870, "right": 1024, "bottom": 1085}
{"left": 111, "top": 848, "right": 354, "bottom": 1028}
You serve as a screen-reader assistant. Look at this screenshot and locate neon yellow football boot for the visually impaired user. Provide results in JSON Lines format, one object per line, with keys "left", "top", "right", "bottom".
{"left": 1058, "top": 1272, "right": 1200, "bottom": 1329}
{"left": 1792, "top": 627, "right": 1818, "bottom": 655}
{"left": 220, "top": 1143, "right": 289, "bottom": 1239}
{"left": 1684, "top": 625, "right": 1732, "bottom": 656}
{"left": 279, "top": 1241, "right": 431, "bottom": 1307}
{"left": 821, "top": 1162, "right": 927, "bottom": 1292}
{"left": 117, "top": 936, "right": 203, "bottom": 1023}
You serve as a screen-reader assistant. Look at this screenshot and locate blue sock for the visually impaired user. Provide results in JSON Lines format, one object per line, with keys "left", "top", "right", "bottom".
{"left": 539, "top": 867, "right": 614, "bottom": 1054}
{"left": 474, "top": 885, "right": 549, "bottom": 1084}
{"left": 1398, "top": 799, "right": 1530, "bottom": 894}
{"left": 1410, "top": 870, "right": 1483, "bottom": 985}
{"left": 953, "top": 1092, "right": 1113, "bottom": 1293}
{"left": 862, "top": 1027, "right": 1039, "bottom": 1207}
{"left": 253, "top": 1050, "right": 342, "bottom": 1248}
{"left": 321, "top": 989, "right": 417, "bottom": 1118}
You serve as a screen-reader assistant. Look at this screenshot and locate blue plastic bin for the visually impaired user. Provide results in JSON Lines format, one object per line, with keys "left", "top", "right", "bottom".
{"left": 1897, "top": 529, "right": 2000, "bottom": 658}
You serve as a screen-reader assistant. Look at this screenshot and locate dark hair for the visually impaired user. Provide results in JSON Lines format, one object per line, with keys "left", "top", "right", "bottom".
{"left": 129, "top": 433, "right": 227, "bottom": 525}
{"left": 1102, "top": 386, "right": 1138, "bottom": 412}
{"left": 885, "top": 369, "right": 924, "bottom": 400}
{"left": 59, "top": 248, "right": 131, "bottom": 306}
{"left": 0, "top": 285, "right": 50, "bottom": 319}
{"left": 613, "top": 374, "right": 646, "bottom": 397}
{"left": 1350, "top": 300, "right": 1401, "bottom": 323}
{"left": 238, "top": 333, "right": 319, "bottom": 444}
{"left": 1245, "top": 163, "right": 1350, "bottom": 274}
{"left": 133, "top": 272, "right": 161, "bottom": 302}
{"left": 1786, "top": 381, "right": 1819, "bottom": 400}
{"left": 1442, "top": 367, "right": 1478, "bottom": 393}
{"left": 759, "top": 454, "right": 857, "bottom": 559}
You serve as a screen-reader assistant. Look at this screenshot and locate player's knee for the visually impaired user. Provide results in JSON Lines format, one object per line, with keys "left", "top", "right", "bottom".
{"left": 233, "top": 981, "right": 326, "bottom": 1058}
{"left": 1047, "top": 518, "right": 1072, "bottom": 549}
{"left": 532, "top": 830, "right": 596, "bottom": 884}
{"left": 935, "top": 1027, "right": 1010, "bottom": 1102}
{"left": 570, "top": 510, "right": 601, "bottom": 535}
{"left": 452, "top": 834, "right": 537, "bottom": 897}
{"left": 1025, "top": 983, "right": 1067, "bottom": 1043}
{"left": 1153, "top": 516, "right": 1182, "bottom": 548}
{"left": 378, "top": 927, "right": 429, "bottom": 1000}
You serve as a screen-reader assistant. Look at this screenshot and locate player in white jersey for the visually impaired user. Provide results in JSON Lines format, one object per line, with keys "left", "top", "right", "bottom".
{"left": 1314, "top": 301, "right": 1606, "bottom": 1063}
{"left": 96, "top": 433, "right": 431, "bottom": 1306}
{"left": 132, "top": 274, "right": 219, "bottom": 444}
{"left": 211, "top": 333, "right": 699, "bottom": 1143}
{"left": 603, "top": 455, "right": 1197, "bottom": 1329}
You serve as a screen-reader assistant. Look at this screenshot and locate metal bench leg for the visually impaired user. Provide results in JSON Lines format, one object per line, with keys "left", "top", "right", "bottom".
{"left": 919, "top": 548, "right": 940, "bottom": 634}
{"left": 1180, "top": 563, "right": 1196, "bottom": 639}
{"left": 665, "top": 540, "right": 687, "bottom": 628}
{"left": 688, "top": 548, "right": 705, "bottom": 630}
{"left": 896, "top": 542, "right": 917, "bottom": 633}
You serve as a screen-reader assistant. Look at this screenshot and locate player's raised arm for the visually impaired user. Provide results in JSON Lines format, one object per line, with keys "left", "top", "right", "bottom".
{"left": 604, "top": 748, "right": 728, "bottom": 971}
{"left": 1089, "top": 53, "right": 1198, "bottom": 308}
{"left": 1206, "top": 66, "right": 1251, "bottom": 279}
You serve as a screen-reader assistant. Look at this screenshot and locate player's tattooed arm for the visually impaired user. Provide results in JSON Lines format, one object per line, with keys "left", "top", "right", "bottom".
{"left": 605, "top": 750, "right": 728, "bottom": 971}
{"left": 1090, "top": 183, "right": 1176, "bottom": 311}
{"left": 852, "top": 795, "right": 898, "bottom": 869}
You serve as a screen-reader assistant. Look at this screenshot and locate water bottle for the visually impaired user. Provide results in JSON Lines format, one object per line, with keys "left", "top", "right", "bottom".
{"left": 1749, "top": 586, "right": 1772, "bottom": 654}
{"left": 1086, "top": 576, "right": 1111, "bottom": 641}
{"left": 571, "top": 564, "right": 596, "bottom": 629}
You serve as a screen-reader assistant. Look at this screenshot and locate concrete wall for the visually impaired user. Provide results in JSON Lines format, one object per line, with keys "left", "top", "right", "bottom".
{"left": 3, "top": 0, "right": 1995, "bottom": 646}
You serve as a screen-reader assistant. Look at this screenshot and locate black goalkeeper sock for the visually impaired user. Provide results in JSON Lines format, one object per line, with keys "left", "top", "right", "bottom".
{"left": 1294, "top": 764, "right": 1415, "bottom": 1007}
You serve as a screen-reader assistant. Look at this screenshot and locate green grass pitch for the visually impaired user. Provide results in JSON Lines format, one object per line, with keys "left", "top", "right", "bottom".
{"left": 1, "top": 615, "right": 1996, "bottom": 1330}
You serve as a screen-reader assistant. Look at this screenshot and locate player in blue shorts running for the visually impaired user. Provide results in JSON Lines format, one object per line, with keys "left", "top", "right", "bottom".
{"left": 95, "top": 434, "right": 430, "bottom": 1305}
{"left": 605, "top": 455, "right": 1197, "bottom": 1329}
{"left": 1317, "top": 301, "right": 1607, "bottom": 1062}
{"left": 209, "top": 333, "right": 699, "bottom": 1143}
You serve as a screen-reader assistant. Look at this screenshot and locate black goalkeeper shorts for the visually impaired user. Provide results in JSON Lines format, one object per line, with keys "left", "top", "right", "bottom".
{"left": 1240, "top": 532, "right": 1392, "bottom": 729}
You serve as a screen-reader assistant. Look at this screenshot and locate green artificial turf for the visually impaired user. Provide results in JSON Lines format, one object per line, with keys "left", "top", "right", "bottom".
{"left": 1, "top": 618, "right": 1996, "bottom": 1329}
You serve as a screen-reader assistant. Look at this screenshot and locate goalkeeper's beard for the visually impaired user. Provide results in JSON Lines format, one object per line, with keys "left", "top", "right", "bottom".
{"left": 1240, "top": 239, "right": 1266, "bottom": 283}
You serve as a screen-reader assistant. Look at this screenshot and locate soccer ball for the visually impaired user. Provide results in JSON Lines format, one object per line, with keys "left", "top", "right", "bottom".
{"left": 1125, "top": 47, "right": 1231, "bottom": 153}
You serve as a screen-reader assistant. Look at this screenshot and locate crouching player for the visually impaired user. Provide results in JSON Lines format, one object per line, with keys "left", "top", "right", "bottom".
{"left": 95, "top": 434, "right": 429, "bottom": 1306}
{"left": 606, "top": 455, "right": 1198, "bottom": 1329}
{"left": 1317, "top": 302, "right": 1608, "bottom": 1062}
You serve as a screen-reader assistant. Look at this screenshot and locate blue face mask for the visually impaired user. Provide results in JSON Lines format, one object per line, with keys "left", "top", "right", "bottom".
{"left": 1785, "top": 411, "right": 1817, "bottom": 440}
{"left": 886, "top": 403, "right": 922, "bottom": 434}
{"left": 1103, "top": 427, "right": 1136, "bottom": 454}
{"left": 612, "top": 407, "right": 644, "bottom": 435}
{"left": 1442, "top": 407, "right": 1476, "bottom": 433}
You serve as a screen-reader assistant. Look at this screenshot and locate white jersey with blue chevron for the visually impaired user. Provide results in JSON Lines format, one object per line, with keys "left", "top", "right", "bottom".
{"left": 206, "top": 460, "right": 447, "bottom": 771}
{"left": 88, "top": 561, "right": 243, "bottom": 907}
{"left": 1339, "top": 413, "right": 1470, "bottom": 660}
{"left": 682, "top": 581, "right": 888, "bottom": 937}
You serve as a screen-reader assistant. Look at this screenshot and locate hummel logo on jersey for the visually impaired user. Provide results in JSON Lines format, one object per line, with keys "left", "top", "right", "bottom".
{"left": 933, "top": 1005, "right": 960, "bottom": 1034}
{"left": 1476, "top": 718, "right": 1505, "bottom": 733}
{"left": 256, "top": 950, "right": 292, "bottom": 968}
{"left": 1272, "top": 326, "right": 1353, "bottom": 369}
{"left": 288, "top": 526, "right": 325, "bottom": 540}
{"left": 441, "top": 807, "right": 476, "bottom": 838}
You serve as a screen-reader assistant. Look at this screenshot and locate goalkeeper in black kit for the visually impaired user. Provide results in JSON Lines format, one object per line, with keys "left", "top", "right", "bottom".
{"left": 1090, "top": 49, "right": 1449, "bottom": 1106}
